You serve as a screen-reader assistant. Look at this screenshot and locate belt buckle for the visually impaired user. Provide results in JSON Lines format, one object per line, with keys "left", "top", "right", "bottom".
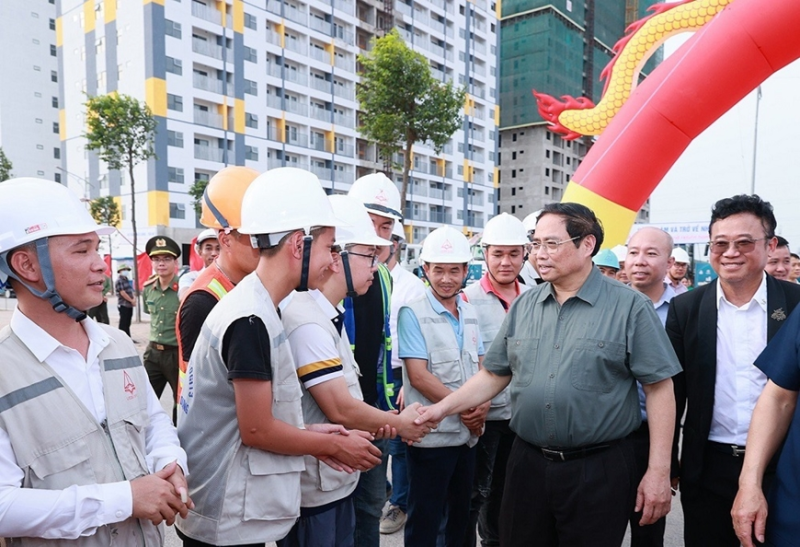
{"left": 541, "top": 448, "right": 565, "bottom": 462}
{"left": 154, "top": 343, "right": 165, "bottom": 351}
{"left": 731, "top": 445, "right": 745, "bottom": 457}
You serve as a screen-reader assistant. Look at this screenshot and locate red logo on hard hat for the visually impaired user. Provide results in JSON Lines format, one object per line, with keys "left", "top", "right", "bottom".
{"left": 123, "top": 371, "right": 137, "bottom": 398}
{"left": 25, "top": 224, "right": 47, "bottom": 235}
{"left": 374, "top": 190, "right": 388, "bottom": 204}
{"left": 441, "top": 239, "right": 453, "bottom": 252}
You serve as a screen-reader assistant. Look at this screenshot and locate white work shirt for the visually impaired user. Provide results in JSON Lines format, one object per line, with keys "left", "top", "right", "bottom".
{"left": 389, "top": 264, "right": 427, "bottom": 370}
{"left": 288, "top": 289, "right": 346, "bottom": 389}
{"left": 709, "top": 275, "right": 768, "bottom": 446}
{"left": 178, "top": 267, "right": 204, "bottom": 298}
{"left": 0, "top": 310, "right": 186, "bottom": 539}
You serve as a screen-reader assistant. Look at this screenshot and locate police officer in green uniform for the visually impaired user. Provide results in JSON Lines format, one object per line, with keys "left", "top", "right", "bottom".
{"left": 142, "top": 236, "right": 181, "bottom": 420}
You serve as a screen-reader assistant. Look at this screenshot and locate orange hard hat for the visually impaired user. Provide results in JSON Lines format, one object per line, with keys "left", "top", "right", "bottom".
{"left": 200, "top": 166, "right": 261, "bottom": 230}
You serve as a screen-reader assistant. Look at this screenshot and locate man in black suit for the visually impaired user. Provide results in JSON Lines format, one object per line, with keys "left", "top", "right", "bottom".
{"left": 666, "top": 195, "right": 800, "bottom": 547}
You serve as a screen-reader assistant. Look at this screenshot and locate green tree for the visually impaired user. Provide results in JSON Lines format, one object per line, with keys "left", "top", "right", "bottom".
{"left": 89, "top": 196, "right": 120, "bottom": 277}
{"left": 357, "top": 29, "right": 465, "bottom": 208}
{"left": 0, "top": 148, "right": 12, "bottom": 181}
{"left": 84, "top": 93, "right": 157, "bottom": 321}
{"left": 189, "top": 177, "right": 209, "bottom": 217}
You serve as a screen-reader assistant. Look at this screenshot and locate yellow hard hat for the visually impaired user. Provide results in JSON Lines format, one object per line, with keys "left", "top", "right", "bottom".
{"left": 200, "top": 166, "right": 261, "bottom": 230}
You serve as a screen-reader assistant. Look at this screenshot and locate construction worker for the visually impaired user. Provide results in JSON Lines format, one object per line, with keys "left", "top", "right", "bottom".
{"left": 0, "top": 178, "right": 190, "bottom": 546}
{"left": 178, "top": 228, "right": 220, "bottom": 298}
{"left": 175, "top": 166, "right": 260, "bottom": 406}
{"left": 380, "top": 220, "right": 427, "bottom": 535}
{"left": 520, "top": 210, "right": 542, "bottom": 286}
{"left": 593, "top": 248, "right": 621, "bottom": 279}
{"left": 346, "top": 173, "right": 401, "bottom": 547}
{"left": 142, "top": 236, "right": 181, "bottom": 416}
{"left": 281, "top": 195, "right": 429, "bottom": 546}
{"left": 462, "top": 213, "right": 530, "bottom": 547}
{"left": 176, "top": 168, "right": 382, "bottom": 547}
{"left": 399, "top": 226, "right": 486, "bottom": 547}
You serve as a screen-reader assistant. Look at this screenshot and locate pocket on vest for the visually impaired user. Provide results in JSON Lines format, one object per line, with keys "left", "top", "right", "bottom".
{"left": 429, "top": 348, "right": 462, "bottom": 386}
{"left": 28, "top": 439, "right": 97, "bottom": 489}
{"left": 243, "top": 450, "right": 304, "bottom": 521}
{"left": 110, "top": 412, "right": 152, "bottom": 480}
{"left": 317, "top": 458, "right": 358, "bottom": 492}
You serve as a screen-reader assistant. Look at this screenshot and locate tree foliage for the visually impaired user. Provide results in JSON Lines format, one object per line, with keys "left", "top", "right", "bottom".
{"left": 0, "top": 148, "right": 12, "bottom": 182}
{"left": 189, "top": 178, "right": 209, "bottom": 216}
{"left": 357, "top": 29, "right": 465, "bottom": 208}
{"left": 84, "top": 93, "right": 156, "bottom": 320}
{"left": 89, "top": 196, "right": 121, "bottom": 228}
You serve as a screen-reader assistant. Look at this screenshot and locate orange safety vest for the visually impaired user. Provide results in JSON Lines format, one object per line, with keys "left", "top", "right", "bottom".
{"left": 175, "top": 263, "right": 235, "bottom": 401}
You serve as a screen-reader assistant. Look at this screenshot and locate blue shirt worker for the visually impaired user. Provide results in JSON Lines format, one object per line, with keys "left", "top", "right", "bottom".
{"left": 399, "top": 225, "right": 487, "bottom": 547}
{"left": 732, "top": 303, "right": 800, "bottom": 547}
{"left": 414, "top": 203, "right": 681, "bottom": 547}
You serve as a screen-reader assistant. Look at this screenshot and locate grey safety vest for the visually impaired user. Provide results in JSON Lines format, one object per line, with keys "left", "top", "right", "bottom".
{"left": 0, "top": 324, "right": 163, "bottom": 547}
{"left": 283, "top": 291, "right": 363, "bottom": 508}
{"left": 462, "top": 281, "right": 530, "bottom": 421}
{"left": 401, "top": 293, "right": 481, "bottom": 448}
{"left": 176, "top": 273, "right": 305, "bottom": 545}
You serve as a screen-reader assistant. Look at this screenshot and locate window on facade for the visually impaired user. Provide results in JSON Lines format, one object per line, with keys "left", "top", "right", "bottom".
{"left": 165, "top": 57, "right": 182, "bottom": 75}
{"left": 50, "top": 44, "right": 56, "bottom": 56}
{"left": 165, "top": 19, "right": 182, "bottom": 38}
{"left": 51, "top": 70, "right": 58, "bottom": 82}
{"left": 245, "top": 113, "right": 258, "bottom": 129}
{"left": 53, "top": 122, "right": 59, "bottom": 134}
{"left": 168, "top": 167, "right": 184, "bottom": 184}
{"left": 169, "top": 202, "right": 186, "bottom": 219}
{"left": 54, "top": 173, "right": 61, "bottom": 183}
{"left": 243, "top": 79, "right": 258, "bottom": 95}
{"left": 243, "top": 46, "right": 257, "bottom": 63}
{"left": 49, "top": 18, "right": 55, "bottom": 30}
{"left": 167, "top": 130, "right": 184, "bottom": 147}
{"left": 51, "top": 96, "right": 58, "bottom": 108}
{"left": 167, "top": 94, "right": 183, "bottom": 111}
{"left": 53, "top": 147, "right": 60, "bottom": 159}
{"left": 244, "top": 13, "right": 257, "bottom": 30}
{"left": 245, "top": 145, "right": 259, "bottom": 161}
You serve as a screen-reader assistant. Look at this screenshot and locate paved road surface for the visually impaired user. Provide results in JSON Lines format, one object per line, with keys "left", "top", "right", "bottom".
{"left": 0, "top": 295, "right": 686, "bottom": 546}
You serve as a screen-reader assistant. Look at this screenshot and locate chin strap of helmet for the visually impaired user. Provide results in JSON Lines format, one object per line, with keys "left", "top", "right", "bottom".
{"left": 297, "top": 233, "right": 314, "bottom": 292}
{"left": 339, "top": 249, "right": 358, "bottom": 298}
{"left": 0, "top": 238, "right": 87, "bottom": 321}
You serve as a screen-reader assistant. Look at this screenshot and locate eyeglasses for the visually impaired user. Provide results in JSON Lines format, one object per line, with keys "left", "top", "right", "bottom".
{"left": 151, "top": 256, "right": 175, "bottom": 264}
{"left": 346, "top": 251, "right": 379, "bottom": 267}
{"left": 530, "top": 235, "right": 582, "bottom": 254}
{"left": 708, "top": 237, "right": 768, "bottom": 255}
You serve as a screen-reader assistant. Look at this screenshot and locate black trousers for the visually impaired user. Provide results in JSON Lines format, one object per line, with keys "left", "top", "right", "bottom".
{"left": 682, "top": 444, "right": 773, "bottom": 547}
{"left": 467, "top": 419, "right": 515, "bottom": 547}
{"left": 178, "top": 528, "right": 263, "bottom": 547}
{"left": 628, "top": 422, "right": 666, "bottom": 546}
{"left": 500, "top": 436, "right": 637, "bottom": 547}
{"left": 118, "top": 306, "right": 133, "bottom": 336}
{"left": 87, "top": 301, "right": 109, "bottom": 324}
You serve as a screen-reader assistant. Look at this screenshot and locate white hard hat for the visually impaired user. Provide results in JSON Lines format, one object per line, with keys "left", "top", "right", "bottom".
{"left": 671, "top": 247, "right": 690, "bottom": 264}
{"left": 420, "top": 226, "right": 471, "bottom": 264}
{"left": 611, "top": 244, "right": 628, "bottom": 263}
{"left": 481, "top": 213, "right": 529, "bottom": 246}
{"left": 195, "top": 228, "right": 218, "bottom": 246}
{"left": 0, "top": 178, "right": 115, "bottom": 260}
{"left": 522, "top": 210, "right": 542, "bottom": 233}
{"left": 392, "top": 220, "right": 406, "bottom": 241}
{"left": 329, "top": 195, "right": 392, "bottom": 248}
{"left": 348, "top": 173, "right": 402, "bottom": 220}
{"left": 239, "top": 168, "right": 343, "bottom": 240}
{"left": 0, "top": 178, "right": 115, "bottom": 320}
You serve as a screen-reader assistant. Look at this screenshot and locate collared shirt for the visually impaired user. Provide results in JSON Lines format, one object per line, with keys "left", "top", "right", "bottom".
{"left": 474, "top": 273, "right": 522, "bottom": 311}
{"left": 398, "top": 288, "right": 485, "bottom": 360}
{"left": 665, "top": 276, "right": 688, "bottom": 296}
{"left": 143, "top": 275, "right": 180, "bottom": 345}
{"left": 389, "top": 265, "right": 427, "bottom": 370}
{"left": 484, "top": 267, "right": 681, "bottom": 448}
{"left": 637, "top": 282, "right": 677, "bottom": 420}
{"left": 0, "top": 309, "right": 186, "bottom": 539}
{"left": 288, "top": 289, "right": 345, "bottom": 389}
{"left": 709, "top": 275, "right": 768, "bottom": 445}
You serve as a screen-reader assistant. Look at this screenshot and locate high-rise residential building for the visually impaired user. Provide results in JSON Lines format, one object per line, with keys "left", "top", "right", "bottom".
{"left": 57, "top": 0, "right": 499, "bottom": 252}
{"left": 0, "top": 0, "right": 60, "bottom": 182}
{"left": 497, "top": 0, "right": 661, "bottom": 222}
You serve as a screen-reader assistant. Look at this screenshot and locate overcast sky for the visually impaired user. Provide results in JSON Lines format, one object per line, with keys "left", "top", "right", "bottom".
{"left": 648, "top": 36, "right": 800, "bottom": 250}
